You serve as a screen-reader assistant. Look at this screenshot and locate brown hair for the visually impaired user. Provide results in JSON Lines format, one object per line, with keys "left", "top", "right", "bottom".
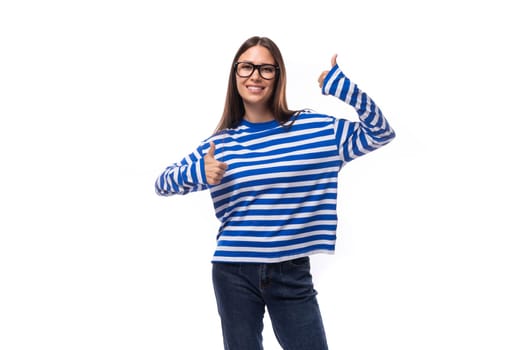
{"left": 214, "top": 36, "right": 300, "bottom": 133}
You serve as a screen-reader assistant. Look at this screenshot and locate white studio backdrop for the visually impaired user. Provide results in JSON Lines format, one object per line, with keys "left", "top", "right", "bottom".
{"left": 1, "top": 0, "right": 524, "bottom": 349}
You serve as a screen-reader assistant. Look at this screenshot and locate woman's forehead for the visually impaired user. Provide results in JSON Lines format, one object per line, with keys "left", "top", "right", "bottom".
{"left": 238, "top": 45, "right": 275, "bottom": 64}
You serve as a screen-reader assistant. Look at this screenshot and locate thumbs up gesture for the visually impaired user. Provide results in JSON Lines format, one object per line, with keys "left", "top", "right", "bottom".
{"left": 318, "top": 54, "right": 338, "bottom": 89}
{"left": 205, "top": 141, "right": 228, "bottom": 185}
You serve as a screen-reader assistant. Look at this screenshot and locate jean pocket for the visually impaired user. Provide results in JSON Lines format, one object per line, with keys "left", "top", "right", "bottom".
{"left": 285, "top": 256, "right": 310, "bottom": 268}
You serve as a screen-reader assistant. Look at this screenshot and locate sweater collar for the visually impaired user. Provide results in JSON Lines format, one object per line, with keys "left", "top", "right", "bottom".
{"left": 240, "top": 118, "right": 279, "bottom": 131}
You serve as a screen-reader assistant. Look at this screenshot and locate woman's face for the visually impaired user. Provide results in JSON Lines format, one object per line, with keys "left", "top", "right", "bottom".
{"left": 235, "top": 45, "right": 277, "bottom": 109}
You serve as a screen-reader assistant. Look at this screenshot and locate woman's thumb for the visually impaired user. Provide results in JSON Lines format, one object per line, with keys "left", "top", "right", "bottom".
{"left": 331, "top": 53, "right": 338, "bottom": 67}
{"left": 207, "top": 141, "right": 216, "bottom": 159}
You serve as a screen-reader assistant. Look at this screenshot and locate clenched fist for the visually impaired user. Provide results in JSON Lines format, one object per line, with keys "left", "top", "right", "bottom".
{"left": 205, "top": 141, "right": 228, "bottom": 185}
{"left": 318, "top": 54, "right": 338, "bottom": 89}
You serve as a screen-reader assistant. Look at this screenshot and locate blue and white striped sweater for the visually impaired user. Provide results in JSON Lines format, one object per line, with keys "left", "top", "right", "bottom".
{"left": 155, "top": 64, "right": 395, "bottom": 263}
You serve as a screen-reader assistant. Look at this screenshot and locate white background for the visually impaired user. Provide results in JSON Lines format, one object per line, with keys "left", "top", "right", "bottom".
{"left": 1, "top": 0, "right": 524, "bottom": 349}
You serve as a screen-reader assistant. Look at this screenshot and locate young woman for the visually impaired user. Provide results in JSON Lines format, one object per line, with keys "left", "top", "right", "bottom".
{"left": 155, "top": 36, "right": 395, "bottom": 350}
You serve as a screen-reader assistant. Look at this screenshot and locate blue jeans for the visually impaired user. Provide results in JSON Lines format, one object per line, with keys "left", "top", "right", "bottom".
{"left": 212, "top": 257, "right": 329, "bottom": 350}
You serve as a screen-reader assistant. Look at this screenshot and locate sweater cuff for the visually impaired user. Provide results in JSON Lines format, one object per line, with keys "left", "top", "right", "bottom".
{"left": 197, "top": 157, "right": 207, "bottom": 185}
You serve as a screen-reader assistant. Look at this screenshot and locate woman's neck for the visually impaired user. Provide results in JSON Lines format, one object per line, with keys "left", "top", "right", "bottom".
{"left": 243, "top": 104, "right": 274, "bottom": 123}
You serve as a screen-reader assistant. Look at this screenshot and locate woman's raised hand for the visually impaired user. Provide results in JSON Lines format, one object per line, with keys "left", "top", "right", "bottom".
{"left": 318, "top": 54, "right": 338, "bottom": 88}
{"left": 205, "top": 141, "right": 228, "bottom": 185}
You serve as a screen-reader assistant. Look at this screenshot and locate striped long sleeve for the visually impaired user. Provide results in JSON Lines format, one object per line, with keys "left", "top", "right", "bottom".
{"left": 155, "top": 143, "right": 209, "bottom": 196}
{"left": 156, "top": 65, "right": 395, "bottom": 263}
{"left": 323, "top": 64, "right": 395, "bottom": 165}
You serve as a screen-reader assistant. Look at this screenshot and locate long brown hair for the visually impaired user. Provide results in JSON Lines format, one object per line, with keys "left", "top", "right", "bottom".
{"left": 214, "top": 36, "right": 300, "bottom": 133}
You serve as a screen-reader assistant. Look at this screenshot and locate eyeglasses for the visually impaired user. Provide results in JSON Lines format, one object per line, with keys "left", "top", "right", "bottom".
{"left": 235, "top": 62, "right": 279, "bottom": 80}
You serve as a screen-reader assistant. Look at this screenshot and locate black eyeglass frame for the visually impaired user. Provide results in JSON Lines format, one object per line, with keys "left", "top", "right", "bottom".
{"left": 234, "top": 62, "right": 280, "bottom": 80}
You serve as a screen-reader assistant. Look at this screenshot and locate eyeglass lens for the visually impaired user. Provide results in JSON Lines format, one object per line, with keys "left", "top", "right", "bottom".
{"left": 236, "top": 62, "right": 277, "bottom": 79}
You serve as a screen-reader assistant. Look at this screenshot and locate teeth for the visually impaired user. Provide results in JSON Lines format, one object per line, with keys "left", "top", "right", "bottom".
{"left": 247, "top": 86, "right": 263, "bottom": 91}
